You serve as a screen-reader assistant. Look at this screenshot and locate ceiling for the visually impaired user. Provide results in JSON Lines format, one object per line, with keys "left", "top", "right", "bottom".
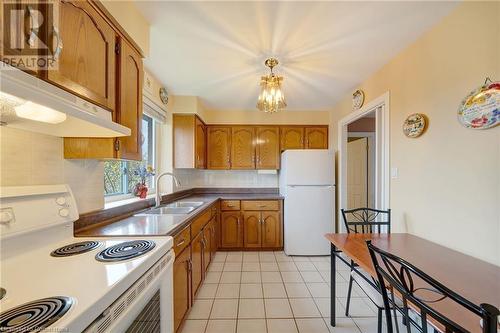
{"left": 137, "top": 1, "right": 457, "bottom": 111}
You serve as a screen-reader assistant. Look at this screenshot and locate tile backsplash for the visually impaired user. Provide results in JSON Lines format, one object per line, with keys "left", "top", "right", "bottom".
{"left": 0, "top": 127, "right": 104, "bottom": 213}
{"left": 173, "top": 169, "right": 279, "bottom": 190}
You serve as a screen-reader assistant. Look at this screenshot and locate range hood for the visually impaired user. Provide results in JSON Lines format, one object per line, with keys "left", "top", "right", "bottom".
{"left": 0, "top": 65, "right": 131, "bottom": 137}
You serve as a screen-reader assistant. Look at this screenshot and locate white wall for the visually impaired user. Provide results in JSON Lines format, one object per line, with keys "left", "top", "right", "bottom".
{"left": 330, "top": 2, "right": 500, "bottom": 266}
{"left": 0, "top": 127, "right": 104, "bottom": 214}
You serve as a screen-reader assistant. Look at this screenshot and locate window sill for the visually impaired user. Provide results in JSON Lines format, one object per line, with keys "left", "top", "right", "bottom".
{"left": 104, "top": 194, "right": 156, "bottom": 210}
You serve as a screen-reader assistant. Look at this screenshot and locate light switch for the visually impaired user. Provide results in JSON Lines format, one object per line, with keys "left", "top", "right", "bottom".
{"left": 391, "top": 167, "right": 398, "bottom": 179}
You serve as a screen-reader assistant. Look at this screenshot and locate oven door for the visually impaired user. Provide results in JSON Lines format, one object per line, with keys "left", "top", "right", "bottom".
{"left": 84, "top": 250, "right": 174, "bottom": 333}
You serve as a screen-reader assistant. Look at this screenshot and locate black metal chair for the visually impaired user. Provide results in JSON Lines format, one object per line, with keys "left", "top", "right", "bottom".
{"left": 341, "top": 208, "right": 391, "bottom": 331}
{"left": 367, "top": 241, "right": 500, "bottom": 333}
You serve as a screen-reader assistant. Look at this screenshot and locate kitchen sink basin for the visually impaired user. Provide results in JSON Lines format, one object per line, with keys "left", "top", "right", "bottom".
{"left": 138, "top": 206, "right": 195, "bottom": 215}
{"left": 165, "top": 201, "right": 204, "bottom": 208}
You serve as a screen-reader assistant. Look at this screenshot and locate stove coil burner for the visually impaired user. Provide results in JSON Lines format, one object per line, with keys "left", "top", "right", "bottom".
{"left": 0, "top": 296, "right": 72, "bottom": 333}
{"left": 96, "top": 240, "right": 156, "bottom": 262}
{"left": 50, "top": 241, "right": 101, "bottom": 257}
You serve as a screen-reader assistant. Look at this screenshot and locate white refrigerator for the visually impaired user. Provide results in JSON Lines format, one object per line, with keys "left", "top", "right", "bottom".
{"left": 279, "top": 150, "right": 335, "bottom": 256}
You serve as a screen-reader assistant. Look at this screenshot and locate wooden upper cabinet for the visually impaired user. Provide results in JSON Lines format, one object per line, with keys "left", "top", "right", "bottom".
{"left": 280, "top": 126, "right": 304, "bottom": 151}
{"left": 220, "top": 211, "right": 242, "bottom": 248}
{"left": 231, "top": 127, "right": 255, "bottom": 169}
{"left": 261, "top": 211, "right": 281, "bottom": 248}
{"left": 173, "top": 247, "right": 190, "bottom": 333}
{"left": 49, "top": 0, "right": 116, "bottom": 110}
{"left": 195, "top": 117, "right": 207, "bottom": 169}
{"left": 256, "top": 127, "right": 280, "bottom": 169}
{"left": 305, "top": 127, "right": 328, "bottom": 149}
{"left": 243, "top": 212, "right": 262, "bottom": 248}
{"left": 173, "top": 114, "right": 206, "bottom": 169}
{"left": 116, "top": 39, "right": 142, "bottom": 160}
{"left": 207, "top": 127, "right": 231, "bottom": 170}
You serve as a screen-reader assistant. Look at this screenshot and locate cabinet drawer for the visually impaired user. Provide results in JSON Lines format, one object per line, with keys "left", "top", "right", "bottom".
{"left": 241, "top": 200, "right": 279, "bottom": 211}
{"left": 221, "top": 200, "right": 241, "bottom": 211}
{"left": 191, "top": 208, "right": 213, "bottom": 236}
{"left": 174, "top": 226, "right": 191, "bottom": 255}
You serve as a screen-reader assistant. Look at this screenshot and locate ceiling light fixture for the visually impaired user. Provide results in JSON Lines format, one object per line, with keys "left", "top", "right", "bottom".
{"left": 257, "top": 58, "right": 287, "bottom": 113}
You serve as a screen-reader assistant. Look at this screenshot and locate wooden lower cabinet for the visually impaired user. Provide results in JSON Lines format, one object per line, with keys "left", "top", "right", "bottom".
{"left": 203, "top": 226, "right": 211, "bottom": 271}
{"left": 173, "top": 247, "right": 191, "bottom": 333}
{"left": 243, "top": 210, "right": 282, "bottom": 249}
{"left": 262, "top": 211, "right": 282, "bottom": 248}
{"left": 220, "top": 211, "right": 242, "bottom": 248}
{"left": 220, "top": 200, "right": 283, "bottom": 250}
{"left": 243, "top": 212, "right": 262, "bottom": 248}
{"left": 191, "top": 231, "right": 204, "bottom": 296}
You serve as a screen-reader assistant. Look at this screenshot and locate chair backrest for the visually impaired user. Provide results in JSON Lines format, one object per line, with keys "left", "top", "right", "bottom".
{"left": 341, "top": 208, "right": 391, "bottom": 234}
{"left": 367, "top": 241, "right": 500, "bottom": 333}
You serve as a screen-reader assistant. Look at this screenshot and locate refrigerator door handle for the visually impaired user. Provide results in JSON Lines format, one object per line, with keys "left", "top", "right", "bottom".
{"left": 288, "top": 185, "right": 334, "bottom": 188}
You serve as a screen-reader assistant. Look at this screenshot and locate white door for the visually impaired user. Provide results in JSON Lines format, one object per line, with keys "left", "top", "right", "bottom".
{"left": 284, "top": 185, "right": 335, "bottom": 256}
{"left": 347, "top": 138, "right": 368, "bottom": 209}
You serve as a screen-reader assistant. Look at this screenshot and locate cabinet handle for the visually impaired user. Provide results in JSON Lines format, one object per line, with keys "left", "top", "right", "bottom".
{"left": 227, "top": 204, "right": 234, "bottom": 207}
{"left": 258, "top": 204, "right": 267, "bottom": 208}
{"left": 176, "top": 239, "right": 185, "bottom": 247}
{"left": 26, "top": 6, "right": 39, "bottom": 47}
{"left": 52, "top": 25, "right": 63, "bottom": 60}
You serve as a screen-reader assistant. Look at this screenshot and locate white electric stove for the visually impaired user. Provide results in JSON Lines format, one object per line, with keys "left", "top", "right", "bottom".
{"left": 0, "top": 185, "right": 174, "bottom": 333}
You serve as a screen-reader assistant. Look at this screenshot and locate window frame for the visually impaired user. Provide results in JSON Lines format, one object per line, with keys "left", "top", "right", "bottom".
{"left": 104, "top": 114, "right": 158, "bottom": 203}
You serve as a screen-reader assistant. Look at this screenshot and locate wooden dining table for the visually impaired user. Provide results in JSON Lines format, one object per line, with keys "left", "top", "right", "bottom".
{"left": 325, "top": 233, "right": 500, "bottom": 332}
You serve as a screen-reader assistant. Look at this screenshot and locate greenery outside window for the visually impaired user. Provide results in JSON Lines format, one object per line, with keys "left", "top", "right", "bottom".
{"left": 104, "top": 115, "right": 156, "bottom": 200}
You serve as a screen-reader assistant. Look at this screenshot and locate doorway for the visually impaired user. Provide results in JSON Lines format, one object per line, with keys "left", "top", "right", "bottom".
{"left": 337, "top": 92, "right": 390, "bottom": 232}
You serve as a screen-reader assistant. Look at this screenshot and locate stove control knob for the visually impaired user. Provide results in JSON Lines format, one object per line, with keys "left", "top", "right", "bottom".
{"left": 59, "top": 208, "right": 70, "bottom": 217}
{"left": 0, "top": 210, "right": 14, "bottom": 224}
{"left": 56, "top": 197, "right": 66, "bottom": 206}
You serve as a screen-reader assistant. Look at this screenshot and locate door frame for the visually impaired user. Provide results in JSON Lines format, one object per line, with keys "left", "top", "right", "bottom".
{"left": 337, "top": 92, "right": 390, "bottom": 233}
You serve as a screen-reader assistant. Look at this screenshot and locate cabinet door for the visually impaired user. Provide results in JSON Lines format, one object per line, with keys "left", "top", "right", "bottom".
{"left": 116, "top": 39, "right": 143, "bottom": 160}
{"left": 256, "top": 127, "right": 280, "bottom": 169}
{"left": 280, "top": 127, "right": 304, "bottom": 151}
{"left": 220, "top": 211, "right": 242, "bottom": 248}
{"left": 174, "top": 247, "right": 191, "bottom": 333}
{"left": 305, "top": 127, "right": 328, "bottom": 149}
{"left": 243, "top": 212, "right": 262, "bottom": 248}
{"left": 231, "top": 126, "right": 255, "bottom": 169}
{"left": 207, "top": 127, "right": 231, "bottom": 169}
{"left": 191, "top": 232, "right": 204, "bottom": 296}
{"left": 195, "top": 116, "right": 206, "bottom": 169}
{"left": 261, "top": 211, "right": 282, "bottom": 248}
{"left": 207, "top": 217, "right": 217, "bottom": 259}
{"left": 48, "top": 0, "right": 116, "bottom": 110}
{"left": 203, "top": 226, "right": 211, "bottom": 272}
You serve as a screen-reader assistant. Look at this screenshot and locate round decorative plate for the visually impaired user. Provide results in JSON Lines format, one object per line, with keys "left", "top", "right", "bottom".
{"left": 159, "top": 87, "right": 169, "bottom": 105}
{"left": 458, "top": 81, "right": 499, "bottom": 129}
{"left": 352, "top": 89, "right": 365, "bottom": 110}
{"left": 403, "top": 113, "right": 426, "bottom": 138}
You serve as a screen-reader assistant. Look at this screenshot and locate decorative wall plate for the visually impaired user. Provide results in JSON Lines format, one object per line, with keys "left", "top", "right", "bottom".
{"left": 159, "top": 87, "right": 169, "bottom": 105}
{"left": 352, "top": 89, "right": 365, "bottom": 110}
{"left": 403, "top": 113, "right": 427, "bottom": 138}
{"left": 458, "top": 80, "right": 499, "bottom": 129}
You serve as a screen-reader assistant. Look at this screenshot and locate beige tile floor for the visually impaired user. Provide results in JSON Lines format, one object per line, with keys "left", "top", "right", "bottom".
{"left": 179, "top": 251, "right": 385, "bottom": 333}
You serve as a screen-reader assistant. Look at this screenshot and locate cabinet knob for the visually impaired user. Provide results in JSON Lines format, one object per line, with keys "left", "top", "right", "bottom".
{"left": 0, "top": 210, "right": 14, "bottom": 224}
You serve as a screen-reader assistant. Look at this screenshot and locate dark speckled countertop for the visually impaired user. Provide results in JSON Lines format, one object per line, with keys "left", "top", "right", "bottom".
{"left": 75, "top": 193, "right": 283, "bottom": 238}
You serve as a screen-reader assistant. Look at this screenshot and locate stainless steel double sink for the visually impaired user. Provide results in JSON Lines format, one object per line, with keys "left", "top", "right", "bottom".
{"left": 135, "top": 201, "right": 205, "bottom": 216}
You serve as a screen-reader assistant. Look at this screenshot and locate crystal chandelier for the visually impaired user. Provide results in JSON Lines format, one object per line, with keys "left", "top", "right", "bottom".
{"left": 257, "top": 58, "right": 287, "bottom": 113}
